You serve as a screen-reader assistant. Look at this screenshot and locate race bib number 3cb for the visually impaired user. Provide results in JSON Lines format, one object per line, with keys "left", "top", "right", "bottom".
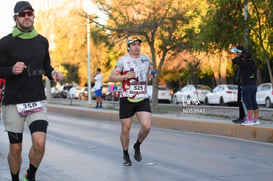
{"left": 16, "top": 101, "right": 43, "bottom": 117}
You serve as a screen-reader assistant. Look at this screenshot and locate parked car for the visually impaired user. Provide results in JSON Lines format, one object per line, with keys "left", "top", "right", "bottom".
{"left": 102, "top": 84, "right": 108, "bottom": 98}
{"left": 51, "top": 87, "right": 61, "bottom": 98}
{"left": 79, "top": 87, "right": 89, "bottom": 100}
{"left": 172, "top": 84, "right": 211, "bottom": 105}
{"left": 256, "top": 83, "right": 273, "bottom": 108}
{"left": 204, "top": 84, "right": 238, "bottom": 106}
{"left": 58, "top": 85, "right": 73, "bottom": 98}
{"left": 67, "top": 86, "right": 82, "bottom": 99}
{"left": 147, "top": 85, "right": 172, "bottom": 103}
{"left": 105, "top": 85, "right": 121, "bottom": 101}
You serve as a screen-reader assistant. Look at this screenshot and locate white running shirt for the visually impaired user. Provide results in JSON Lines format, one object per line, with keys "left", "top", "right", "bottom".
{"left": 94, "top": 73, "right": 103, "bottom": 90}
{"left": 114, "top": 53, "right": 151, "bottom": 99}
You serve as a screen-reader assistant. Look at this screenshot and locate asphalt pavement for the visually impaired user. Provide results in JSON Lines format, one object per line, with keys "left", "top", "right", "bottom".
{"left": 47, "top": 99, "right": 273, "bottom": 143}
{"left": 1, "top": 112, "right": 273, "bottom": 181}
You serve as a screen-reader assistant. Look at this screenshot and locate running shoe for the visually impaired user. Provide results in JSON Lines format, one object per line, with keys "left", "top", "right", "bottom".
{"left": 24, "top": 173, "right": 28, "bottom": 181}
{"left": 241, "top": 120, "right": 254, "bottom": 126}
{"left": 232, "top": 118, "right": 244, "bottom": 124}
{"left": 133, "top": 144, "right": 142, "bottom": 161}
{"left": 123, "top": 155, "right": 132, "bottom": 166}
{"left": 253, "top": 119, "right": 261, "bottom": 125}
{"left": 24, "top": 173, "right": 35, "bottom": 181}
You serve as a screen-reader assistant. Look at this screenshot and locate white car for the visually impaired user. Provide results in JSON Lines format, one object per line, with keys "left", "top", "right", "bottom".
{"left": 51, "top": 87, "right": 61, "bottom": 98}
{"left": 256, "top": 83, "right": 273, "bottom": 108}
{"left": 204, "top": 84, "right": 238, "bottom": 106}
{"left": 67, "top": 86, "right": 82, "bottom": 99}
{"left": 147, "top": 85, "right": 172, "bottom": 103}
{"left": 172, "top": 84, "right": 211, "bottom": 105}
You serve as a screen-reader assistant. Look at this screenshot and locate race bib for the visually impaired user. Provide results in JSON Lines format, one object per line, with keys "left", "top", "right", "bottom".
{"left": 16, "top": 101, "right": 43, "bottom": 117}
{"left": 129, "top": 84, "right": 146, "bottom": 95}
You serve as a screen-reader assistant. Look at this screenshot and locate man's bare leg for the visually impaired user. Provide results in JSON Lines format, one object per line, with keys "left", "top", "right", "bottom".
{"left": 8, "top": 143, "right": 22, "bottom": 180}
{"left": 120, "top": 117, "right": 133, "bottom": 165}
{"left": 25, "top": 132, "right": 46, "bottom": 180}
{"left": 133, "top": 112, "right": 151, "bottom": 161}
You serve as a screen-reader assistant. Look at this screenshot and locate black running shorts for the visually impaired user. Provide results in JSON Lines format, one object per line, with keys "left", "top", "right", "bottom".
{"left": 119, "top": 98, "right": 151, "bottom": 119}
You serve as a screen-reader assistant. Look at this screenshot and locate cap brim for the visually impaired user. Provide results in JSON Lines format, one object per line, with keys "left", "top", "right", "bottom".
{"left": 231, "top": 48, "right": 242, "bottom": 53}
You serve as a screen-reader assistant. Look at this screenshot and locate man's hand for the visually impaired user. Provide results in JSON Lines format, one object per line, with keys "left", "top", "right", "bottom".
{"left": 12, "top": 62, "right": 27, "bottom": 75}
{"left": 126, "top": 71, "right": 136, "bottom": 79}
{"left": 52, "top": 71, "right": 64, "bottom": 82}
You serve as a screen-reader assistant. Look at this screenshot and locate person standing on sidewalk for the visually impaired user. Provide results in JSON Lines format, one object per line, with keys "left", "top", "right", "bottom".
{"left": 94, "top": 68, "right": 103, "bottom": 108}
{"left": 109, "top": 35, "right": 155, "bottom": 166}
{"left": 231, "top": 46, "right": 246, "bottom": 124}
{"left": 231, "top": 46, "right": 260, "bottom": 126}
{"left": 0, "top": 1, "right": 63, "bottom": 181}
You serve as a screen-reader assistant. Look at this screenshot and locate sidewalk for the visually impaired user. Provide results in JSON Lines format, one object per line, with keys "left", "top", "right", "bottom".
{"left": 47, "top": 103, "right": 273, "bottom": 143}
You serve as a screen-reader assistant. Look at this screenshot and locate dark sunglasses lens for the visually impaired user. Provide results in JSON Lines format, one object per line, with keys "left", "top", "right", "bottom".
{"left": 18, "top": 11, "right": 33, "bottom": 17}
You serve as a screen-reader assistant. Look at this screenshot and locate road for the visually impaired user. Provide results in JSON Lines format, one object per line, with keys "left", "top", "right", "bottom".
{"left": 1, "top": 112, "right": 273, "bottom": 181}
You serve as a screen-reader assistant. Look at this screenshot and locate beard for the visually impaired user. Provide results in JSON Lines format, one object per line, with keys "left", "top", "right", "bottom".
{"left": 17, "top": 19, "right": 34, "bottom": 32}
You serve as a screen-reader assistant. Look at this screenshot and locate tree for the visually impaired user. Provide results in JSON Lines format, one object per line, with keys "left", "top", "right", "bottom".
{"left": 93, "top": 0, "right": 200, "bottom": 112}
{"left": 62, "top": 63, "right": 80, "bottom": 84}
{"left": 250, "top": 0, "right": 273, "bottom": 84}
{"left": 34, "top": 0, "right": 116, "bottom": 88}
{"left": 196, "top": 0, "right": 245, "bottom": 84}
{"left": 197, "top": 0, "right": 273, "bottom": 84}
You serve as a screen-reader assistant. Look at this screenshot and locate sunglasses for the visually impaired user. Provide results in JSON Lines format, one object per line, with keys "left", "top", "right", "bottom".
{"left": 15, "top": 11, "right": 34, "bottom": 18}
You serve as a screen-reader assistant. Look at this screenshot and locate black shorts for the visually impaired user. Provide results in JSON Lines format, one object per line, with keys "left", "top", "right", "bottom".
{"left": 119, "top": 98, "right": 151, "bottom": 119}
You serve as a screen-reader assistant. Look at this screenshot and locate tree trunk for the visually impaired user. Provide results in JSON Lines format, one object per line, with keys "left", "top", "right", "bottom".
{"left": 265, "top": 57, "right": 273, "bottom": 84}
{"left": 151, "top": 74, "right": 159, "bottom": 113}
{"left": 220, "top": 52, "right": 227, "bottom": 84}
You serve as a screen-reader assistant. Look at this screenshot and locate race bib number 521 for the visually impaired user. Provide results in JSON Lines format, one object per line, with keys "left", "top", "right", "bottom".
{"left": 16, "top": 101, "right": 43, "bottom": 117}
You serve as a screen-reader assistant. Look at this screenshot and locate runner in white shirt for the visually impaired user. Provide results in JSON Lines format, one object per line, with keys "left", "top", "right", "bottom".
{"left": 109, "top": 35, "right": 155, "bottom": 166}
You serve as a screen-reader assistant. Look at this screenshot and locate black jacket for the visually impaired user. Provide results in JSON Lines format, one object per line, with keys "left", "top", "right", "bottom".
{"left": 232, "top": 54, "right": 257, "bottom": 86}
{"left": 0, "top": 34, "right": 54, "bottom": 105}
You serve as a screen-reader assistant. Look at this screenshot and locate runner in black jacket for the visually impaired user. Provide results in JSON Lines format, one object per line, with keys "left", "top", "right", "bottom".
{"left": 0, "top": 1, "right": 63, "bottom": 181}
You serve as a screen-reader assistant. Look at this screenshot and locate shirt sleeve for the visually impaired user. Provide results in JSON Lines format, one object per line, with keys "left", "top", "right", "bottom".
{"left": 232, "top": 56, "right": 246, "bottom": 67}
{"left": 42, "top": 37, "right": 54, "bottom": 80}
{"left": 0, "top": 39, "right": 15, "bottom": 78}
{"left": 114, "top": 58, "right": 124, "bottom": 73}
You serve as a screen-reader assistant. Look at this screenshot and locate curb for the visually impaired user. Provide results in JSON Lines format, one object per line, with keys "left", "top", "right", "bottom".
{"left": 48, "top": 104, "right": 273, "bottom": 143}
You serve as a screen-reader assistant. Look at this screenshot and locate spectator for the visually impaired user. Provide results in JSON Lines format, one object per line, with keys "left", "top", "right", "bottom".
{"left": 231, "top": 46, "right": 246, "bottom": 124}
{"left": 231, "top": 46, "right": 260, "bottom": 126}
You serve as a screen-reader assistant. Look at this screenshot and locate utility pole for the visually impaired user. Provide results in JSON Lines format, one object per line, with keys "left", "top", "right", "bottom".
{"left": 87, "top": 16, "right": 92, "bottom": 105}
